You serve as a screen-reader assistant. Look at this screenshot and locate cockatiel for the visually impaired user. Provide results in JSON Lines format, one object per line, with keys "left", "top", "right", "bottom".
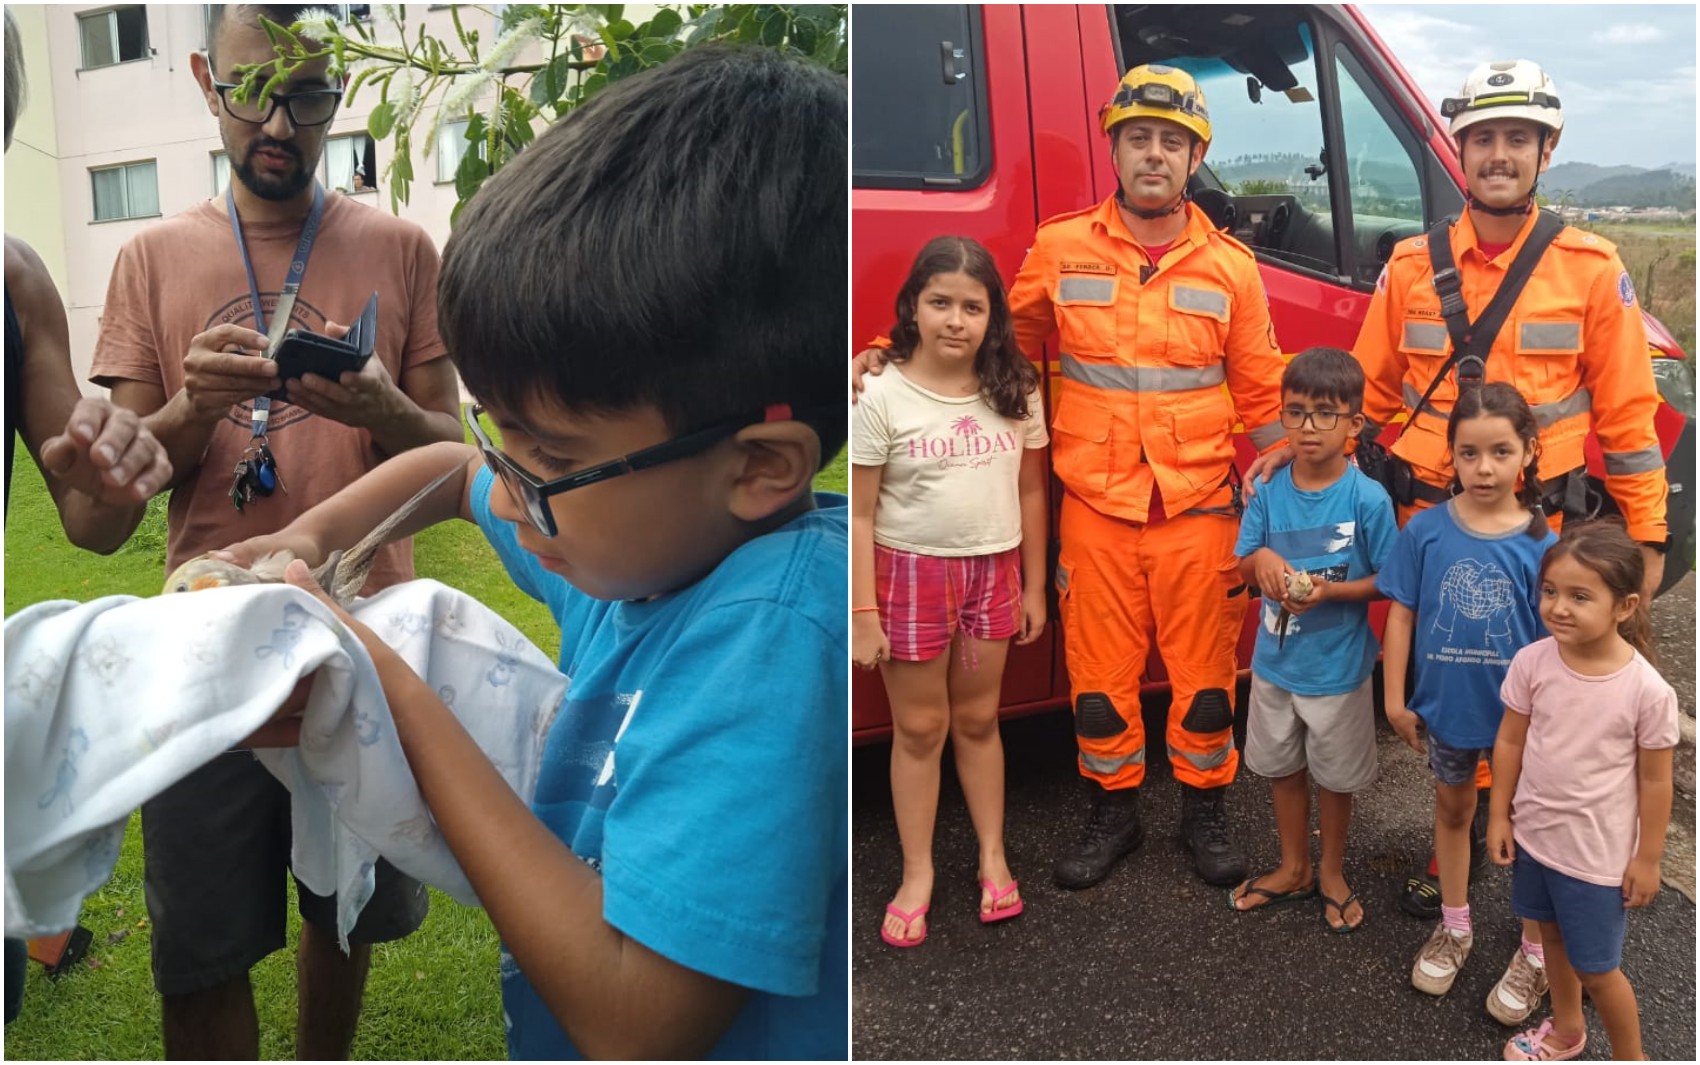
{"left": 162, "top": 468, "right": 459, "bottom": 604}
{"left": 1275, "top": 569, "right": 1315, "bottom": 651}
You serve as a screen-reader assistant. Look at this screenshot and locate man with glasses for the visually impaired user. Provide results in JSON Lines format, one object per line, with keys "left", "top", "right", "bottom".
{"left": 87, "top": 5, "right": 461, "bottom": 1057}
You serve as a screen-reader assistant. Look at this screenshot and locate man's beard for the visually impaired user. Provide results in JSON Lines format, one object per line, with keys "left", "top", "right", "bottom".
{"left": 232, "top": 137, "right": 316, "bottom": 201}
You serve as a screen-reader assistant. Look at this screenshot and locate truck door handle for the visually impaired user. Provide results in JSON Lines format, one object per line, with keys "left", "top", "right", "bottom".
{"left": 940, "top": 41, "right": 967, "bottom": 85}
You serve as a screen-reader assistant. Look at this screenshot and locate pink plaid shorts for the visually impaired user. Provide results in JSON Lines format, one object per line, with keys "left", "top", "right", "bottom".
{"left": 873, "top": 544, "right": 1023, "bottom": 661}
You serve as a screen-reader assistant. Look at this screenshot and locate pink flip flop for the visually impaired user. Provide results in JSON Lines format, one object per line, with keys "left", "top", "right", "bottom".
{"left": 979, "top": 878, "right": 1025, "bottom": 924}
{"left": 880, "top": 902, "right": 929, "bottom": 947}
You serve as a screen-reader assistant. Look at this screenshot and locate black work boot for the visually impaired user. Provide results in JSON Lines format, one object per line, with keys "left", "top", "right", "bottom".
{"left": 1053, "top": 784, "right": 1144, "bottom": 890}
{"left": 1179, "top": 783, "right": 1247, "bottom": 886}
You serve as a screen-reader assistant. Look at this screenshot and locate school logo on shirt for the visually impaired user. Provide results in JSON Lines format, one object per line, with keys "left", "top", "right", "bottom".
{"left": 1433, "top": 558, "right": 1516, "bottom": 659}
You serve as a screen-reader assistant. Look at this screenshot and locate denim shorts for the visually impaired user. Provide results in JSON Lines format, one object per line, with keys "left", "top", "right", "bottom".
{"left": 1511, "top": 845, "right": 1627, "bottom": 974}
{"left": 1426, "top": 732, "right": 1493, "bottom": 787}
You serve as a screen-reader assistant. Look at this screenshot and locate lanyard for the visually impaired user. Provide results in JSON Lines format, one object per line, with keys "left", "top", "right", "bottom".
{"left": 227, "top": 181, "right": 325, "bottom": 438}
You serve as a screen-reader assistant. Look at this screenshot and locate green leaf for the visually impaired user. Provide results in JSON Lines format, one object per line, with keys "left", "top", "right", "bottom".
{"left": 639, "top": 41, "right": 678, "bottom": 67}
{"left": 367, "top": 100, "right": 397, "bottom": 141}
{"left": 792, "top": 18, "right": 817, "bottom": 55}
{"left": 605, "top": 19, "right": 635, "bottom": 41}
{"left": 647, "top": 8, "right": 683, "bottom": 38}
{"left": 454, "top": 145, "right": 490, "bottom": 203}
{"left": 532, "top": 51, "right": 575, "bottom": 107}
{"left": 760, "top": 11, "right": 787, "bottom": 47}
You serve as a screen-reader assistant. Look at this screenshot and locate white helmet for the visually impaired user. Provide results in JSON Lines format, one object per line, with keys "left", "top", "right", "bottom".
{"left": 1442, "top": 60, "right": 1563, "bottom": 140}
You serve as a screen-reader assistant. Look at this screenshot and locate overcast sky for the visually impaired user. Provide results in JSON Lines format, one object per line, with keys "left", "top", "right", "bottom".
{"left": 1357, "top": 3, "right": 1696, "bottom": 170}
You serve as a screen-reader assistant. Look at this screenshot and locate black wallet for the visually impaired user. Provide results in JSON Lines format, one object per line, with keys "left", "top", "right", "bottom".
{"left": 272, "top": 291, "right": 378, "bottom": 385}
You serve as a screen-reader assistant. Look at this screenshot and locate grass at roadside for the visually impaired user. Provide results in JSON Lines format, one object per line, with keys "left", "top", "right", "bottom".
{"left": 1584, "top": 222, "right": 1696, "bottom": 360}
{"left": 2, "top": 441, "right": 846, "bottom": 1059}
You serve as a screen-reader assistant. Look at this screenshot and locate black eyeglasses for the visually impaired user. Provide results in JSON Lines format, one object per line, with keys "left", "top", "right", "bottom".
{"left": 465, "top": 403, "right": 791, "bottom": 538}
{"left": 212, "top": 79, "right": 342, "bottom": 127}
{"left": 1279, "top": 408, "right": 1351, "bottom": 431}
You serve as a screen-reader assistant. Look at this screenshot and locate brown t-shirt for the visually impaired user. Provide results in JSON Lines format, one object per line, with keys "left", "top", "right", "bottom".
{"left": 90, "top": 192, "right": 448, "bottom": 589}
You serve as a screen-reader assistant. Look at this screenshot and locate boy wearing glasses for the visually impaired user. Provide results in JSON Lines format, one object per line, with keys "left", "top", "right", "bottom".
{"left": 217, "top": 45, "right": 848, "bottom": 1059}
{"left": 88, "top": 5, "right": 462, "bottom": 1057}
{"left": 1228, "top": 347, "right": 1397, "bottom": 933}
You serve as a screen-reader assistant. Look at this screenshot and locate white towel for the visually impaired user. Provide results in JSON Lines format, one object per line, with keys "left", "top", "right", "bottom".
{"left": 4, "top": 580, "right": 566, "bottom": 948}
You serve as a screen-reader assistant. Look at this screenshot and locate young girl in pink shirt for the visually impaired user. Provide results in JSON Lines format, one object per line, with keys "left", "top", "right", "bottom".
{"left": 851, "top": 237, "right": 1049, "bottom": 947}
{"left": 1487, "top": 520, "right": 1679, "bottom": 1061}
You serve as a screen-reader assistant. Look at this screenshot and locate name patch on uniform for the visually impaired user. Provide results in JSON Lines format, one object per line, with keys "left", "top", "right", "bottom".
{"left": 1061, "top": 260, "right": 1116, "bottom": 275}
{"left": 1619, "top": 271, "right": 1637, "bottom": 307}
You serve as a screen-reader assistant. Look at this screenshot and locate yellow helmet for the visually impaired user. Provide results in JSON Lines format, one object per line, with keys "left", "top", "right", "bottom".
{"left": 1099, "top": 64, "right": 1211, "bottom": 149}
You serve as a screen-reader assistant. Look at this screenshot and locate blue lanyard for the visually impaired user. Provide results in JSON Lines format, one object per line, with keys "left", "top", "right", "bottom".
{"left": 227, "top": 181, "right": 325, "bottom": 438}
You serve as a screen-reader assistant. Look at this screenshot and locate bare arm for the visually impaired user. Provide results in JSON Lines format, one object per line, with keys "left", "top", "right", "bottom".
{"left": 1015, "top": 446, "right": 1049, "bottom": 644}
{"left": 1486, "top": 707, "right": 1530, "bottom": 865}
{"left": 1624, "top": 744, "right": 1674, "bottom": 907}
{"left": 211, "top": 441, "right": 479, "bottom": 569}
{"left": 283, "top": 562, "right": 747, "bottom": 1057}
{"left": 850, "top": 461, "right": 889, "bottom": 669}
{"left": 1381, "top": 601, "right": 1422, "bottom": 752}
{"left": 6, "top": 237, "right": 166, "bottom": 552}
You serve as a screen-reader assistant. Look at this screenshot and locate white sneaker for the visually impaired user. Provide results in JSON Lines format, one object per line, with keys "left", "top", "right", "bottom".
{"left": 1487, "top": 945, "right": 1548, "bottom": 1026}
{"left": 1412, "top": 921, "right": 1473, "bottom": 996}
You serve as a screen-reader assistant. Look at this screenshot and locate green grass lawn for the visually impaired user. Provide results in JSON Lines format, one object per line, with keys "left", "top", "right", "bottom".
{"left": 2, "top": 441, "right": 846, "bottom": 1059}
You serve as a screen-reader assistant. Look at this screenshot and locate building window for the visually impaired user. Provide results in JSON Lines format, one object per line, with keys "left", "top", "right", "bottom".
{"left": 436, "top": 118, "right": 471, "bottom": 183}
{"left": 325, "top": 134, "right": 377, "bottom": 194}
{"left": 91, "top": 161, "right": 160, "bottom": 221}
{"left": 79, "top": 7, "right": 150, "bottom": 69}
{"left": 214, "top": 138, "right": 376, "bottom": 196}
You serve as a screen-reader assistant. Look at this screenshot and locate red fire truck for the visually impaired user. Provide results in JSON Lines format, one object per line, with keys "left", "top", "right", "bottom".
{"left": 850, "top": 3, "right": 1695, "bottom": 742}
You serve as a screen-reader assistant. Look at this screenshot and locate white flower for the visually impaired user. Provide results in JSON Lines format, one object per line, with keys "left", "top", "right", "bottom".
{"left": 391, "top": 67, "right": 419, "bottom": 124}
{"left": 440, "top": 69, "right": 496, "bottom": 116}
{"left": 380, "top": 4, "right": 404, "bottom": 35}
{"left": 481, "top": 17, "right": 542, "bottom": 73}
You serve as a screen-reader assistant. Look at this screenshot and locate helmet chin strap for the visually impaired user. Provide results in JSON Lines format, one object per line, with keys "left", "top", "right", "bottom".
{"left": 1117, "top": 186, "right": 1188, "bottom": 220}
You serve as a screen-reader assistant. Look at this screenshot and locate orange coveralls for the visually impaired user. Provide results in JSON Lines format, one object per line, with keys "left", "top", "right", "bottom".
{"left": 1355, "top": 208, "right": 1669, "bottom": 543}
{"left": 1007, "top": 197, "right": 1287, "bottom": 790}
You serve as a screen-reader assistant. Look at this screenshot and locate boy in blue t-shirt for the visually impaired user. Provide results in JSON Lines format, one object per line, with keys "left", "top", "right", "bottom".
{"left": 1230, "top": 348, "right": 1397, "bottom": 933}
{"left": 219, "top": 46, "right": 847, "bottom": 1060}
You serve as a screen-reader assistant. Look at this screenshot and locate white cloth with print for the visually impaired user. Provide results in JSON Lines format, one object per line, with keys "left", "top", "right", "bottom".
{"left": 3, "top": 580, "right": 566, "bottom": 948}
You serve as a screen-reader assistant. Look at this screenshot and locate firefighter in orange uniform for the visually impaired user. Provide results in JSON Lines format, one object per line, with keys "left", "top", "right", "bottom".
{"left": 1352, "top": 60, "right": 1668, "bottom": 592}
{"left": 1010, "top": 65, "right": 1288, "bottom": 890}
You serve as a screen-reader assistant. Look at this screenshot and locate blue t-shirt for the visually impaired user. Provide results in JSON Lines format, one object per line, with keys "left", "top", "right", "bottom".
{"left": 470, "top": 469, "right": 849, "bottom": 1061}
{"left": 1234, "top": 464, "right": 1398, "bottom": 695}
{"left": 1375, "top": 500, "right": 1557, "bottom": 749}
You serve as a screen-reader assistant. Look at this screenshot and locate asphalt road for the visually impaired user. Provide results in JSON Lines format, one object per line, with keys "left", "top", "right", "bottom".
{"left": 852, "top": 575, "right": 1697, "bottom": 1061}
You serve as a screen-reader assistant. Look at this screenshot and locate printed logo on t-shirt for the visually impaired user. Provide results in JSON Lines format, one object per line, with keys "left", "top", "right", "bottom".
{"left": 1431, "top": 557, "right": 1517, "bottom": 661}
{"left": 905, "top": 415, "right": 1019, "bottom": 471}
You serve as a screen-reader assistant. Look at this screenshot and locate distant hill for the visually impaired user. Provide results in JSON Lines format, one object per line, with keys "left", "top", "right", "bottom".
{"left": 1540, "top": 162, "right": 1696, "bottom": 209}
{"left": 1541, "top": 162, "right": 1645, "bottom": 195}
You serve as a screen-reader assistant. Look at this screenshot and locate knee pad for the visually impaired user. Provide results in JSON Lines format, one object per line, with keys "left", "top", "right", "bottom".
{"left": 1074, "top": 692, "right": 1127, "bottom": 739}
{"left": 1181, "top": 687, "right": 1234, "bottom": 734}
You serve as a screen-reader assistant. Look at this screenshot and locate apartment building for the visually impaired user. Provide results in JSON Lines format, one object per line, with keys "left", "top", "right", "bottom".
{"left": 4, "top": 3, "right": 585, "bottom": 392}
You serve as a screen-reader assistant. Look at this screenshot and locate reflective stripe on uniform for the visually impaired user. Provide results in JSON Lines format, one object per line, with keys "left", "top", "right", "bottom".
{"left": 1402, "top": 321, "right": 1448, "bottom": 352}
{"left": 1604, "top": 444, "right": 1665, "bottom": 476}
{"left": 1519, "top": 322, "right": 1582, "bottom": 351}
{"left": 1081, "top": 749, "right": 1144, "bottom": 775}
{"left": 1167, "top": 741, "right": 1232, "bottom": 771}
{"left": 1171, "top": 285, "right": 1229, "bottom": 320}
{"left": 1247, "top": 420, "right": 1286, "bottom": 450}
{"left": 1403, "top": 381, "right": 1445, "bottom": 419}
{"left": 1060, "top": 354, "right": 1225, "bottom": 392}
{"left": 1058, "top": 277, "right": 1115, "bottom": 303}
{"left": 1532, "top": 387, "right": 1590, "bottom": 428}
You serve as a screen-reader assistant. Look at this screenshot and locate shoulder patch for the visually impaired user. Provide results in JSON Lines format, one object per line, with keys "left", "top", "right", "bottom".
{"left": 1619, "top": 270, "right": 1637, "bottom": 308}
{"left": 1209, "top": 228, "right": 1259, "bottom": 262}
{"left": 1375, "top": 266, "right": 1388, "bottom": 292}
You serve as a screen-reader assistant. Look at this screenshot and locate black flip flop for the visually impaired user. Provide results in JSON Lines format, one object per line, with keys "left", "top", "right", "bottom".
{"left": 1321, "top": 891, "right": 1364, "bottom": 934}
{"left": 1227, "top": 873, "right": 1318, "bottom": 912}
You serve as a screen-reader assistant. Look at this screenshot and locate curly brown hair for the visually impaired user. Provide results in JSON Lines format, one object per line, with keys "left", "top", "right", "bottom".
{"left": 887, "top": 236, "right": 1039, "bottom": 421}
{"left": 1447, "top": 382, "right": 1549, "bottom": 541}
